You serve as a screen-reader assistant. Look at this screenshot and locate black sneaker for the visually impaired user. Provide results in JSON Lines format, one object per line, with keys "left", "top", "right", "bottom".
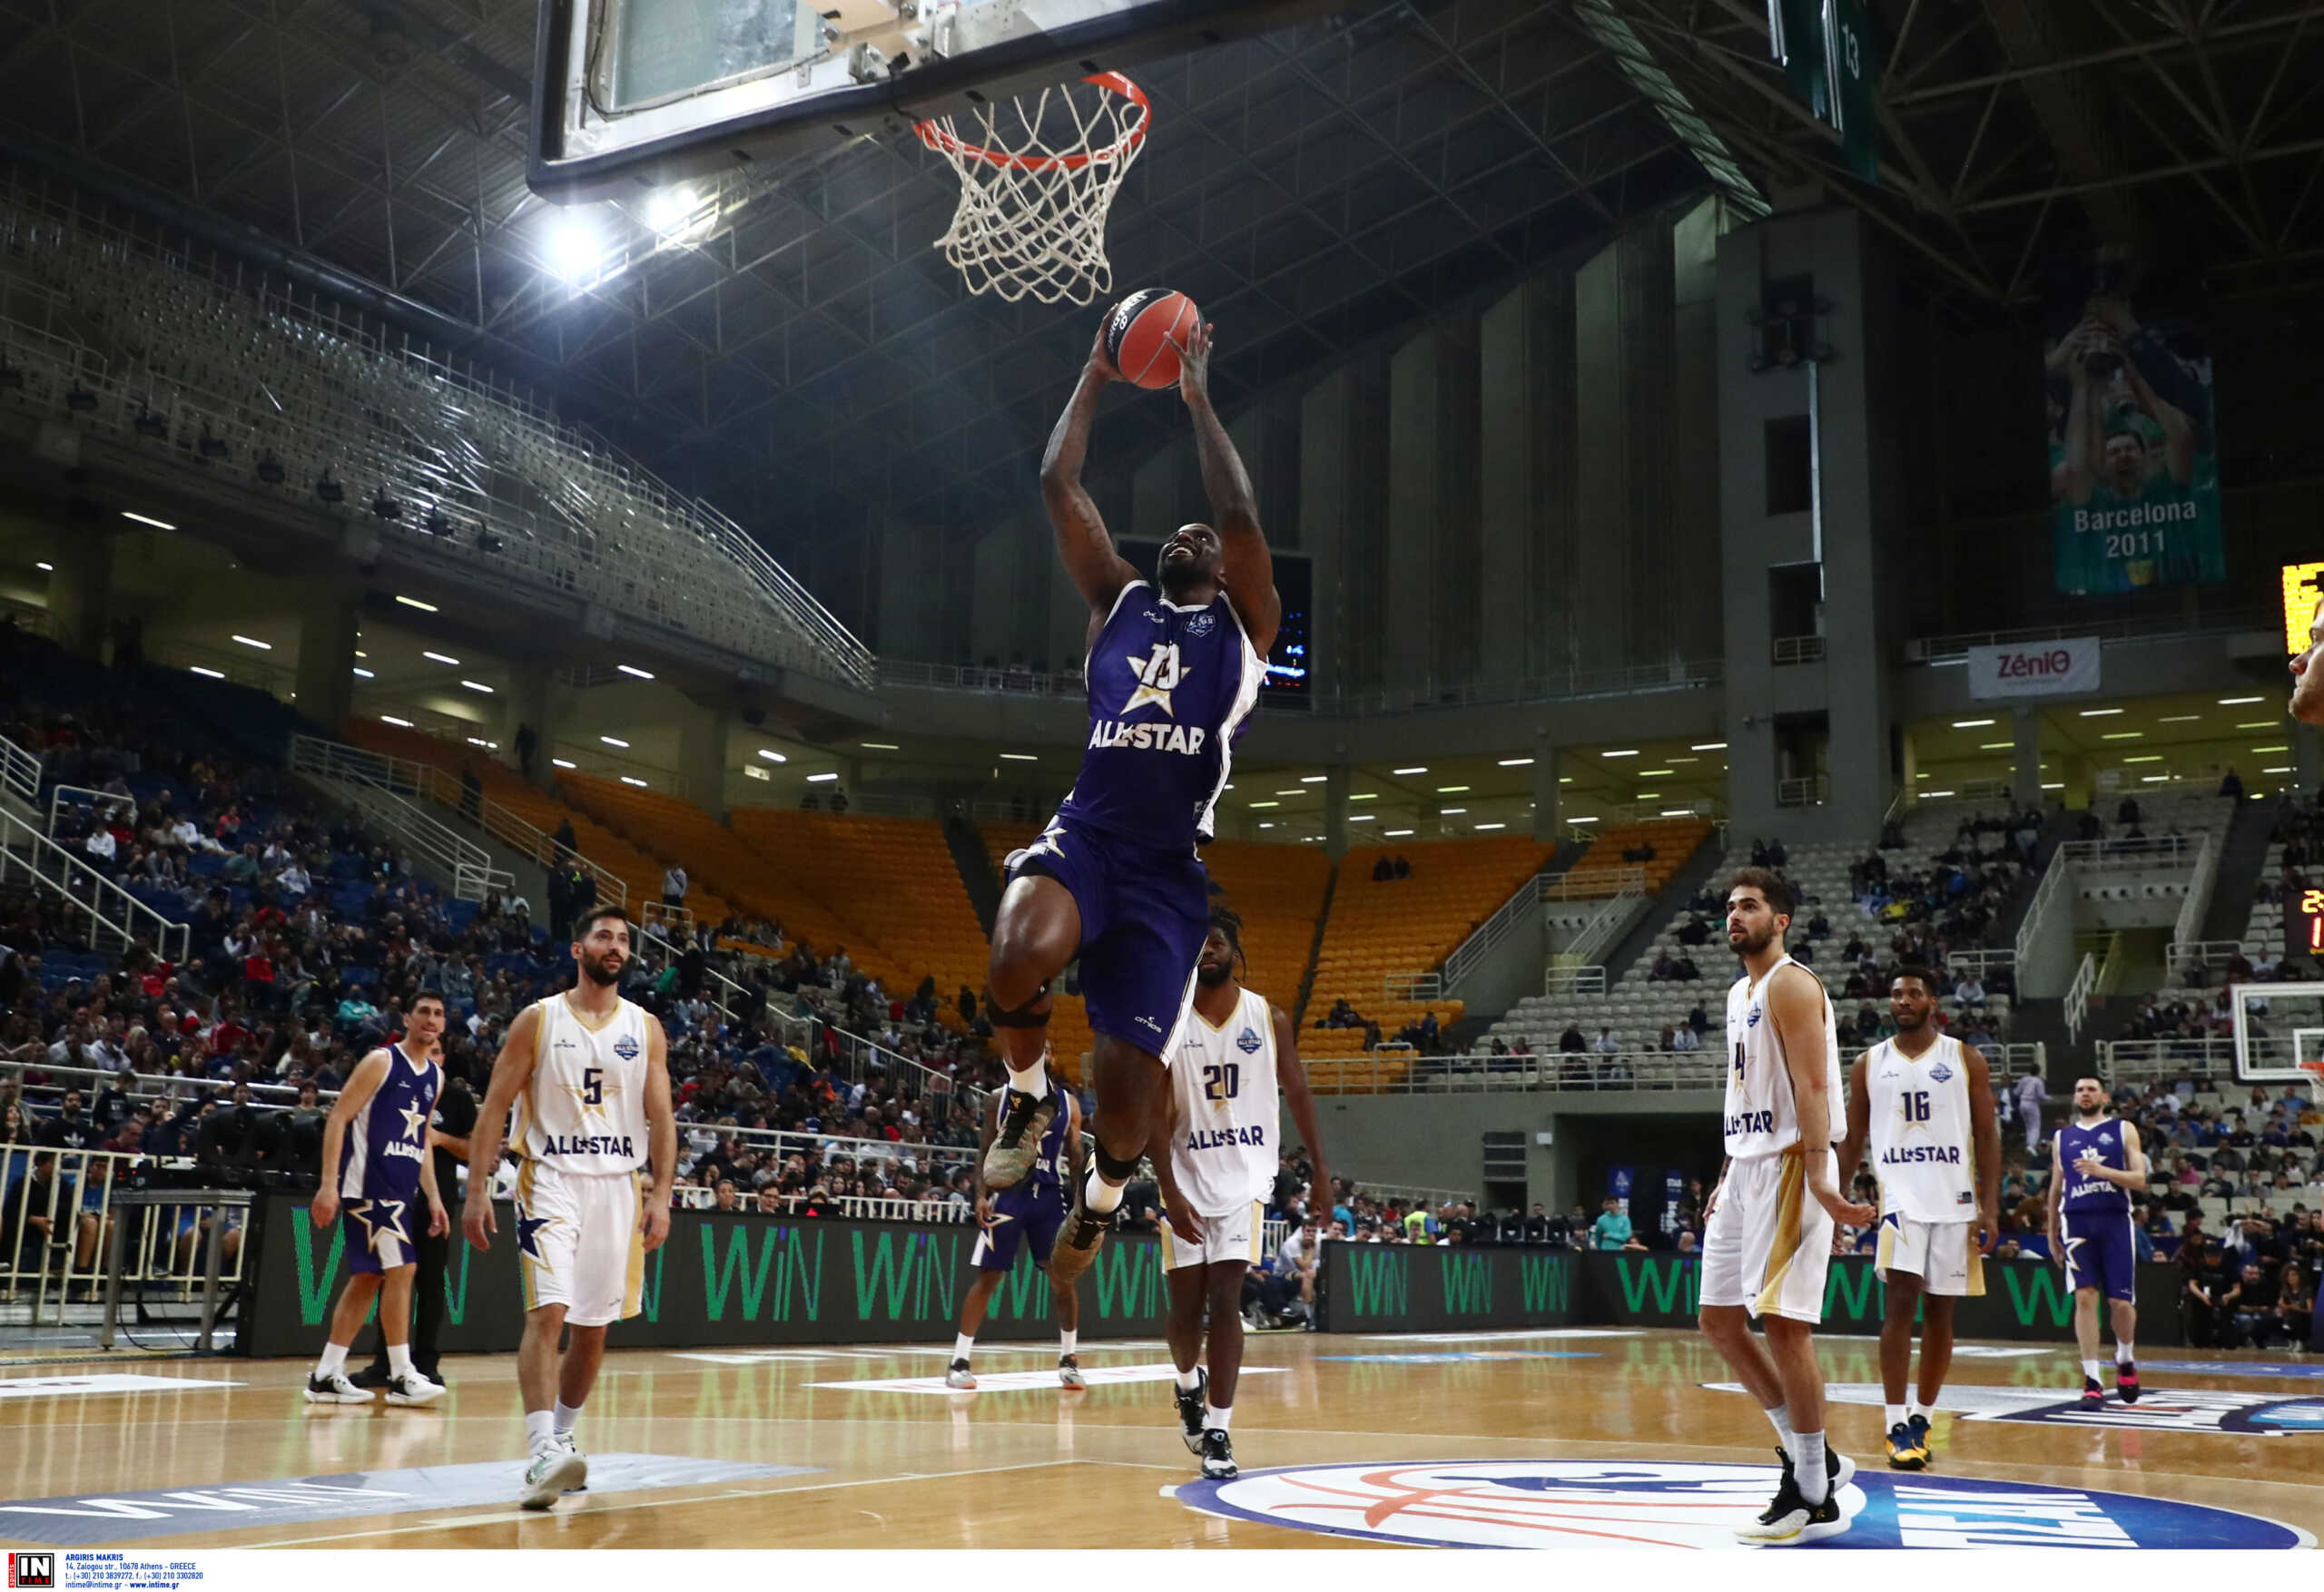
{"left": 1173, "top": 1369, "right": 1208, "bottom": 1454}
{"left": 349, "top": 1364, "right": 390, "bottom": 1390}
{"left": 980, "top": 1085, "right": 1059, "bottom": 1191}
{"left": 1886, "top": 1420, "right": 1927, "bottom": 1471}
{"left": 1738, "top": 1459, "right": 1809, "bottom": 1541}
{"left": 1906, "top": 1411, "right": 1931, "bottom": 1462}
{"left": 1198, "top": 1428, "right": 1236, "bottom": 1479}
{"left": 2080, "top": 1375, "right": 2105, "bottom": 1410}
{"left": 2116, "top": 1362, "right": 2141, "bottom": 1404}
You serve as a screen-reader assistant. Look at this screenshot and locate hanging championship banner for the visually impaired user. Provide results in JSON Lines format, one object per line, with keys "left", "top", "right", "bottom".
{"left": 2046, "top": 258, "right": 2225, "bottom": 595}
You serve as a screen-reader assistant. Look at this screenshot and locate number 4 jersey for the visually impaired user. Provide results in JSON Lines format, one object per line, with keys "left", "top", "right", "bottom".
{"left": 1169, "top": 985, "right": 1281, "bottom": 1216}
{"left": 517, "top": 991, "right": 654, "bottom": 1174}
{"left": 1724, "top": 955, "right": 1845, "bottom": 1159}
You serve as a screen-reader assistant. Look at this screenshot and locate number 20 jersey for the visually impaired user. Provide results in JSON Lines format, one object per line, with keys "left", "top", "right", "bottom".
{"left": 517, "top": 992, "right": 653, "bottom": 1174}
{"left": 1055, "top": 581, "right": 1268, "bottom": 851}
{"left": 1724, "top": 954, "right": 1844, "bottom": 1159}
{"left": 1169, "top": 985, "right": 1281, "bottom": 1216}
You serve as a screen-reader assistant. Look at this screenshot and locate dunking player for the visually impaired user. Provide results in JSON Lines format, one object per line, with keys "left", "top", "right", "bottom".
{"left": 1152, "top": 907, "right": 1328, "bottom": 1480}
{"left": 2045, "top": 1074, "right": 2146, "bottom": 1409}
{"left": 945, "top": 1079, "right": 1087, "bottom": 1391}
{"left": 1836, "top": 967, "right": 2000, "bottom": 1471}
{"left": 463, "top": 905, "right": 676, "bottom": 1508}
{"left": 980, "top": 316, "right": 1277, "bottom": 1287}
{"left": 1699, "top": 869, "right": 1875, "bottom": 1546}
{"left": 304, "top": 988, "right": 448, "bottom": 1407}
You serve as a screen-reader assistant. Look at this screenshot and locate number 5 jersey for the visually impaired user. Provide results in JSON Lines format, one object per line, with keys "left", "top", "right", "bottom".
{"left": 517, "top": 991, "right": 654, "bottom": 1175}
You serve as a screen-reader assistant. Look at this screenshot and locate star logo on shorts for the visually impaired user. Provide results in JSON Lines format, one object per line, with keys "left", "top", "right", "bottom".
{"left": 517, "top": 1209, "right": 554, "bottom": 1259}
{"left": 349, "top": 1198, "right": 411, "bottom": 1257}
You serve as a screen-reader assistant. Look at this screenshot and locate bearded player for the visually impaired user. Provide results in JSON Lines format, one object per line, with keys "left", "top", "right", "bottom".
{"left": 979, "top": 316, "right": 1277, "bottom": 1291}
{"left": 1836, "top": 967, "right": 2000, "bottom": 1470}
{"left": 1699, "top": 868, "right": 1876, "bottom": 1546}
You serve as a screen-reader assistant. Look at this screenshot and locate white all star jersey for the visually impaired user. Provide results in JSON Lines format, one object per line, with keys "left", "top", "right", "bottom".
{"left": 1865, "top": 1034, "right": 1979, "bottom": 1223}
{"left": 1169, "top": 986, "right": 1282, "bottom": 1216}
{"left": 517, "top": 991, "right": 654, "bottom": 1174}
{"left": 1724, "top": 954, "right": 1844, "bottom": 1159}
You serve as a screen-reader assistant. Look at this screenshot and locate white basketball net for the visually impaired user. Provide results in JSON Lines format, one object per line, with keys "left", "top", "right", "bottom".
{"left": 917, "top": 74, "right": 1149, "bottom": 306}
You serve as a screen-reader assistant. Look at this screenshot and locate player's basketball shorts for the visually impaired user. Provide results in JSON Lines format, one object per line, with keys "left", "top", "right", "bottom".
{"left": 1875, "top": 1213, "right": 1985, "bottom": 1297}
{"left": 2060, "top": 1207, "right": 2137, "bottom": 1302}
{"left": 1008, "top": 814, "right": 1207, "bottom": 1060}
{"left": 515, "top": 1162, "right": 645, "bottom": 1327}
{"left": 972, "top": 1196, "right": 1065, "bottom": 1273}
{"left": 340, "top": 1195, "right": 422, "bottom": 1274}
{"left": 1158, "top": 1202, "right": 1263, "bottom": 1271}
{"left": 1700, "top": 1147, "right": 1836, "bottom": 1323}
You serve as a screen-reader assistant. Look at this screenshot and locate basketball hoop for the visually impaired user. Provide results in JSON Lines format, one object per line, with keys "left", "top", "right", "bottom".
{"left": 915, "top": 73, "right": 1150, "bottom": 306}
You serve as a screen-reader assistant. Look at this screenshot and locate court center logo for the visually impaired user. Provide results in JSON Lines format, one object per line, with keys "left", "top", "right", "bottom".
{"left": 1170, "top": 1460, "right": 2312, "bottom": 1549}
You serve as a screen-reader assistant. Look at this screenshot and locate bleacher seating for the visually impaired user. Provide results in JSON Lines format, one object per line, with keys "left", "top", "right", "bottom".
{"left": 1199, "top": 840, "right": 1334, "bottom": 1014}
{"left": 1564, "top": 819, "right": 1714, "bottom": 895}
{"left": 1301, "top": 836, "right": 1554, "bottom": 1073}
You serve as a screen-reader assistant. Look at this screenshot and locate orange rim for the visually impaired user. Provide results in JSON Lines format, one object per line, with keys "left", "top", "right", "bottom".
{"left": 914, "top": 73, "right": 1150, "bottom": 172}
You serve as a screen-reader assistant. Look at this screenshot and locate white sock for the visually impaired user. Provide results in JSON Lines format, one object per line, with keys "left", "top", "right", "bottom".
{"left": 952, "top": 1333, "right": 974, "bottom": 1363}
{"left": 1906, "top": 1399, "right": 1925, "bottom": 1425}
{"left": 2116, "top": 1341, "right": 2134, "bottom": 1365}
{"left": 554, "top": 1400, "right": 581, "bottom": 1437}
{"left": 1793, "top": 1430, "right": 1828, "bottom": 1505}
{"left": 2082, "top": 1358, "right": 2102, "bottom": 1381}
{"left": 1205, "top": 1403, "right": 1233, "bottom": 1432}
{"left": 1765, "top": 1402, "right": 1797, "bottom": 1450}
{"left": 1082, "top": 1165, "right": 1125, "bottom": 1215}
{"left": 1885, "top": 1402, "right": 1906, "bottom": 1430}
{"left": 526, "top": 1410, "right": 555, "bottom": 1452}
{"left": 1175, "top": 1367, "right": 1204, "bottom": 1391}
{"left": 1005, "top": 1056, "right": 1049, "bottom": 1097}
{"left": 1059, "top": 1330, "right": 1078, "bottom": 1356}
{"left": 316, "top": 1341, "right": 350, "bottom": 1377}
{"left": 388, "top": 1343, "right": 413, "bottom": 1379}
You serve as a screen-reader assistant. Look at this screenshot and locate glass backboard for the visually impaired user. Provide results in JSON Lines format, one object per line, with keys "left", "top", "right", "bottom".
{"left": 2230, "top": 980, "right": 2324, "bottom": 1083}
{"left": 530, "top": 0, "right": 1343, "bottom": 201}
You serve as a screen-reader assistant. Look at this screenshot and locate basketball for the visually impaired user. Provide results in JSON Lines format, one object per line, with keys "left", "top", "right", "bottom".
{"left": 1104, "top": 289, "right": 1199, "bottom": 388}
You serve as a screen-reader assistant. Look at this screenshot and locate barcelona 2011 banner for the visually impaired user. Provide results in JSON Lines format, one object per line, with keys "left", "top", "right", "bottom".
{"left": 2045, "top": 256, "right": 2225, "bottom": 595}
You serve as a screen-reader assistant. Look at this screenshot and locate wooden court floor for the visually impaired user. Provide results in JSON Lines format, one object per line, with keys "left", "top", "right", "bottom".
{"left": 4, "top": 1328, "right": 2324, "bottom": 1550}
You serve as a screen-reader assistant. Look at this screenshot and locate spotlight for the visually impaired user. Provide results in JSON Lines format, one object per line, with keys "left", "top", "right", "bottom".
{"left": 315, "top": 470, "right": 344, "bottom": 505}
{"left": 475, "top": 530, "right": 505, "bottom": 555}
{"left": 370, "top": 491, "right": 401, "bottom": 521}
{"left": 424, "top": 508, "right": 450, "bottom": 536}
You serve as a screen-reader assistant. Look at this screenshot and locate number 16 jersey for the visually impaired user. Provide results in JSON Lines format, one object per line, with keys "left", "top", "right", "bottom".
{"left": 1169, "top": 985, "right": 1281, "bottom": 1216}
{"left": 1724, "top": 955, "right": 1844, "bottom": 1159}
{"left": 517, "top": 991, "right": 653, "bottom": 1175}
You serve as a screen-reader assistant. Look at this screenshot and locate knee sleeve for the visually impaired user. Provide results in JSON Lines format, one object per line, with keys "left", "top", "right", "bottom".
{"left": 1094, "top": 1144, "right": 1142, "bottom": 1184}
{"left": 986, "top": 983, "right": 1052, "bottom": 1029}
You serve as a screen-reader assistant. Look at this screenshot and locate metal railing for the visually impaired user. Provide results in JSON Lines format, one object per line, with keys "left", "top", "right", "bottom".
{"left": 2014, "top": 842, "right": 2073, "bottom": 994}
{"left": 672, "top": 1190, "right": 977, "bottom": 1222}
{"left": 287, "top": 734, "right": 510, "bottom": 902}
{"left": 44, "top": 781, "right": 137, "bottom": 836}
{"left": 1560, "top": 883, "right": 1647, "bottom": 970}
{"left": 1777, "top": 774, "right": 1829, "bottom": 807}
{"left": 0, "top": 805, "right": 189, "bottom": 961}
{"left": 1942, "top": 947, "right": 2016, "bottom": 978}
{"left": 2056, "top": 835, "right": 2201, "bottom": 871}
{"left": 1325, "top": 658, "right": 1722, "bottom": 718}
{"left": 0, "top": 731, "right": 38, "bottom": 809}
{"left": 421, "top": 771, "right": 631, "bottom": 915}
{"left": 2065, "top": 950, "right": 2099, "bottom": 1046}
{"left": 1905, "top": 609, "right": 2268, "bottom": 664}
{"left": 1772, "top": 634, "right": 1826, "bottom": 664}
{"left": 0, "top": 1146, "right": 248, "bottom": 1329}
{"left": 1352, "top": 1180, "right": 1480, "bottom": 1209}
{"left": 876, "top": 658, "right": 1084, "bottom": 696}
{"left": 1543, "top": 964, "right": 1609, "bottom": 996}
{"left": 2174, "top": 830, "right": 2221, "bottom": 950}
{"left": 2098, "top": 1037, "right": 2239, "bottom": 1081}
{"left": 2166, "top": 939, "right": 2246, "bottom": 982}
{"left": 1306, "top": 1050, "right": 1728, "bottom": 1095}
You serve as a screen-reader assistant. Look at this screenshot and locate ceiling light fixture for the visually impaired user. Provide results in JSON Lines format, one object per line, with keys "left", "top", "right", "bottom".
{"left": 188, "top": 666, "right": 223, "bottom": 679}
{"left": 351, "top": 667, "right": 375, "bottom": 679}
{"left": 461, "top": 680, "right": 494, "bottom": 693}
{"left": 620, "top": 775, "right": 648, "bottom": 788}
{"left": 122, "top": 510, "right": 176, "bottom": 531}
{"left": 1951, "top": 719, "right": 1995, "bottom": 729}
{"left": 600, "top": 735, "right": 630, "bottom": 748}
{"left": 2079, "top": 708, "right": 2123, "bottom": 717}
{"left": 395, "top": 595, "right": 437, "bottom": 612}
{"left": 757, "top": 749, "right": 787, "bottom": 762}
{"left": 231, "top": 634, "right": 271, "bottom": 651}
{"left": 2221, "top": 696, "right": 2265, "bottom": 705}
{"left": 1393, "top": 766, "right": 1427, "bottom": 776}
{"left": 553, "top": 758, "right": 576, "bottom": 770}
{"left": 806, "top": 772, "right": 839, "bottom": 783}
{"left": 422, "top": 651, "right": 459, "bottom": 666}
{"left": 999, "top": 752, "right": 1038, "bottom": 762}
{"left": 1691, "top": 742, "right": 1727, "bottom": 752}
{"left": 617, "top": 664, "right": 655, "bottom": 680}
{"left": 861, "top": 742, "right": 900, "bottom": 752}
{"left": 381, "top": 714, "right": 413, "bottom": 727}
{"left": 1498, "top": 757, "right": 1535, "bottom": 767}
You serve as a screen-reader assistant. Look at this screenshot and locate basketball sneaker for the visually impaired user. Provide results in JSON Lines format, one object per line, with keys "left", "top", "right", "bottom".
{"left": 385, "top": 1369, "right": 447, "bottom": 1407}
{"left": 981, "top": 1080, "right": 1059, "bottom": 1191}
{"left": 303, "top": 1371, "right": 370, "bottom": 1404}
{"left": 2116, "top": 1362, "right": 2141, "bottom": 1403}
{"left": 1058, "top": 1355, "right": 1086, "bottom": 1390}
{"left": 1906, "top": 1412, "right": 1932, "bottom": 1465}
{"left": 558, "top": 1432, "right": 588, "bottom": 1493}
{"left": 1885, "top": 1420, "right": 1927, "bottom": 1471}
{"left": 1198, "top": 1429, "right": 1236, "bottom": 1480}
{"left": 1173, "top": 1369, "right": 1208, "bottom": 1454}
{"left": 520, "top": 1441, "right": 587, "bottom": 1510}
{"left": 1046, "top": 1199, "right": 1111, "bottom": 1288}
{"left": 945, "top": 1361, "right": 977, "bottom": 1390}
{"left": 1738, "top": 1447, "right": 1853, "bottom": 1545}
{"left": 2080, "top": 1375, "right": 2105, "bottom": 1410}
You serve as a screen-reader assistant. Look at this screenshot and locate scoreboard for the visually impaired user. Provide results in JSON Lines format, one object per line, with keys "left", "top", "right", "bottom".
{"left": 2283, "top": 561, "right": 2324, "bottom": 654}
{"left": 2289, "top": 888, "right": 2324, "bottom": 958}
